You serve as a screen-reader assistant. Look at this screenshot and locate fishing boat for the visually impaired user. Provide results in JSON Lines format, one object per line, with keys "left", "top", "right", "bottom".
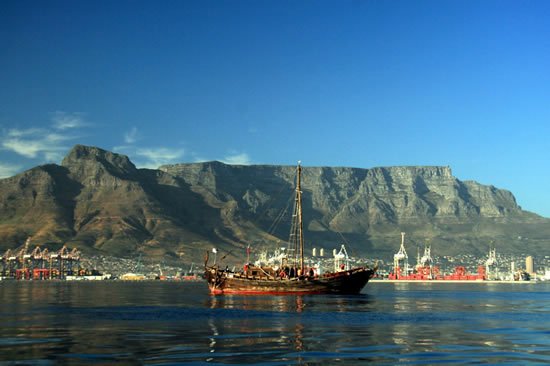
{"left": 204, "top": 162, "right": 376, "bottom": 295}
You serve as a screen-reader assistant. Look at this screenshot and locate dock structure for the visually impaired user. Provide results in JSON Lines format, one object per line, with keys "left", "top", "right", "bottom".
{"left": 1, "top": 237, "right": 81, "bottom": 280}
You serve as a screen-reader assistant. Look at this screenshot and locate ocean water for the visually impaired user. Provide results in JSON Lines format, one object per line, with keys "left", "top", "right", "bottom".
{"left": 0, "top": 280, "right": 548, "bottom": 365}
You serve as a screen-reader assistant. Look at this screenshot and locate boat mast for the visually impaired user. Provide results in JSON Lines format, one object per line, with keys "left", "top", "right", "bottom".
{"left": 288, "top": 162, "right": 305, "bottom": 274}
{"left": 296, "top": 162, "right": 304, "bottom": 274}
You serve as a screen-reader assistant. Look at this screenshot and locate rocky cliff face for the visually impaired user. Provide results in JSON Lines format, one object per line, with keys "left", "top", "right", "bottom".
{"left": 0, "top": 145, "right": 548, "bottom": 263}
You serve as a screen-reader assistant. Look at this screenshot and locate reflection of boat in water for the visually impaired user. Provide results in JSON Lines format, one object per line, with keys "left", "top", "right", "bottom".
{"left": 204, "top": 162, "right": 376, "bottom": 295}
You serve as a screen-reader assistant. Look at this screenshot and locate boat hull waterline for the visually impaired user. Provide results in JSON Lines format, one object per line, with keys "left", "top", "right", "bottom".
{"left": 205, "top": 266, "right": 375, "bottom": 295}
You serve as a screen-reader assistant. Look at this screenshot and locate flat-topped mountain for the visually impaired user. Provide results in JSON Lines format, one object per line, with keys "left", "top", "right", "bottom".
{"left": 0, "top": 145, "right": 548, "bottom": 264}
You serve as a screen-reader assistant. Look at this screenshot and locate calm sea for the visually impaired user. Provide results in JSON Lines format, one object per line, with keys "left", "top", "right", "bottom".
{"left": 0, "top": 280, "right": 548, "bottom": 365}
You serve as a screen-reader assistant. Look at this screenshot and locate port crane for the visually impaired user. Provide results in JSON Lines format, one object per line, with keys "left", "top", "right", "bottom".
{"left": 415, "top": 244, "right": 435, "bottom": 279}
{"left": 393, "top": 232, "right": 409, "bottom": 278}
{"left": 1, "top": 237, "right": 82, "bottom": 280}
{"left": 485, "top": 247, "right": 498, "bottom": 280}
{"left": 333, "top": 244, "right": 350, "bottom": 272}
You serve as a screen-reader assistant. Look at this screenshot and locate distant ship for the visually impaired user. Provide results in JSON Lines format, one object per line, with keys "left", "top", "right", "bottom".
{"left": 204, "top": 162, "right": 376, "bottom": 295}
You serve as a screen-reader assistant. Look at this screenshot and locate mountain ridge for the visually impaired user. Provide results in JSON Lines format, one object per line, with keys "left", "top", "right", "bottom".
{"left": 0, "top": 145, "right": 548, "bottom": 264}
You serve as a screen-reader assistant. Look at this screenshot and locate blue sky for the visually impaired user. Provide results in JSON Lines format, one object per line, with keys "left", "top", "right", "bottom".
{"left": 1, "top": 0, "right": 550, "bottom": 217}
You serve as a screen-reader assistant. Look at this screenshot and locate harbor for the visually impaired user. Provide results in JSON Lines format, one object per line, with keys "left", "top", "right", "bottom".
{"left": 381, "top": 232, "right": 541, "bottom": 282}
{"left": 2, "top": 234, "right": 548, "bottom": 283}
{"left": 0, "top": 237, "right": 199, "bottom": 282}
{"left": 0, "top": 237, "right": 92, "bottom": 281}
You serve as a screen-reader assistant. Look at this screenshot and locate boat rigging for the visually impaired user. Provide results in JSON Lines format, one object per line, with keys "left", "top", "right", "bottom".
{"left": 204, "top": 162, "right": 376, "bottom": 295}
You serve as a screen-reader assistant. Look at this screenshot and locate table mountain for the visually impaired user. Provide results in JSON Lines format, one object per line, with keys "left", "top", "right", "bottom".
{"left": 1, "top": 145, "right": 548, "bottom": 264}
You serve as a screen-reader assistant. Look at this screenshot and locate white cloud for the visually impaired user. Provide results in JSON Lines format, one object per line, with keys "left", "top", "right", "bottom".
{"left": 188, "top": 151, "right": 253, "bottom": 165}
{"left": 116, "top": 133, "right": 251, "bottom": 168}
{"left": 1, "top": 111, "right": 89, "bottom": 162}
{"left": 0, "top": 162, "right": 22, "bottom": 178}
{"left": 2, "top": 137, "right": 43, "bottom": 158}
{"left": 134, "top": 147, "right": 185, "bottom": 168}
{"left": 2, "top": 130, "right": 69, "bottom": 160}
{"left": 51, "top": 111, "right": 88, "bottom": 130}
{"left": 221, "top": 152, "right": 251, "bottom": 165}
{"left": 124, "top": 127, "right": 139, "bottom": 144}
{"left": 192, "top": 156, "right": 209, "bottom": 163}
{"left": 112, "top": 145, "right": 132, "bottom": 153}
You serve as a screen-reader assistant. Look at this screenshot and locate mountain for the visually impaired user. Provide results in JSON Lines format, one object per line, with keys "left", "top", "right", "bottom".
{"left": 1, "top": 145, "right": 548, "bottom": 264}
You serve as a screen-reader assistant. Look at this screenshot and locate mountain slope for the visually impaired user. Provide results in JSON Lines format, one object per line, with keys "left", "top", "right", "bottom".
{"left": 0, "top": 145, "right": 548, "bottom": 263}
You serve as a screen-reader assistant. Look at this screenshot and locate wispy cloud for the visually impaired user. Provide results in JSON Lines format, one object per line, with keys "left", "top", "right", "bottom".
{"left": 221, "top": 152, "right": 251, "bottom": 165}
{"left": 191, "top": 154, "right": 209, "bottom": 163}
{"left": 51, "top": 111, "right": 88, "bottom": 130}
{"left": 1, "top": 111, "right": 90, "bottom": 162}
{"left": 116, "top": 133, "right": 252, "bottom": 168}
{"left": 188, "top": 151, "right": 253, "bottom": 165}
{"left": 124, "top": 127, "right": 139, "bottom": 144}
{"left": 0, "top": 162, "right": 22, "bottom": 178}
{"left": 134, "top": 147, "right": 185, "bottom": 168}
{"left": 2, "top": 128, "right": 73, "bottom": 161}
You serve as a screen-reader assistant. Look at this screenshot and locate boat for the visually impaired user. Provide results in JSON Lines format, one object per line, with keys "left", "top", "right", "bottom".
{"left": 204, "top": 162, "right": 376, "bottom": 295}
